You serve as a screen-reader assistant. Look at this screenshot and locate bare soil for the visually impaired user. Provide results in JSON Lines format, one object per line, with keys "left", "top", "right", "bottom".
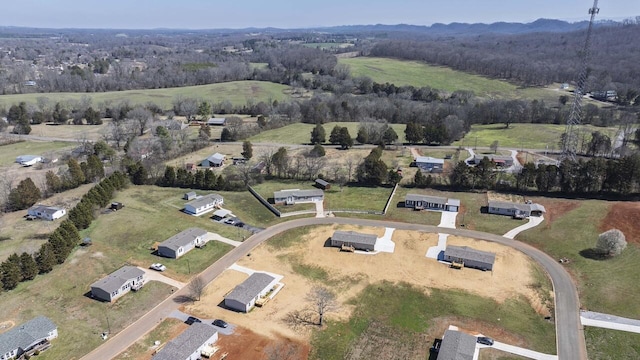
{"left": 487, "top": 191, "right": 525, "bottom": 203}
{"left": 600, "top": 201, "right": 640, "bottom": 245}
{"left": 186, "top": 225, "right": 543, "bottom": 344}
{"left": 215, "top": 327, "right": 309, "bottom": 360}
{"left": 535, "top": 198, "right": 580, "bottom": 228}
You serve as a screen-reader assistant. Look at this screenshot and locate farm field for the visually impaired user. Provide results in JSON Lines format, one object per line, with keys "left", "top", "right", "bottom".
{"left": 452, "top": 123, "right": 619, "bottom": 150}
{"left": 248, "top": 122, "right": 407, "bottom": 144}
{"left": 0, "top": 140, "right": 74, "bottom": 166}
{"left": 339, "top": 57, "right": 562, "bottom": 101}
{"left": 0, "top": 80, "right": 290, "bottom": 109}
{"left": 186, "top": 223, "right": 555, "bottom": 359}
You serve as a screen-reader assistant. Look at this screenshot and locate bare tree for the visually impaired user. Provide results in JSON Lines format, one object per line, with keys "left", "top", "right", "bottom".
{"left": 596, "top": 229, "right": 627, "bottom": 257}
{"left": 127, "top": 106, "right": 153, "bottom": 136}
{"left": 345, "top": 155, "right": 359, "bottom": 183}
{"left": 189, "top": 276, "right": 206, "bottom": 301}
{"left": 308, "top": 286, "right": 338, "bottom": 326}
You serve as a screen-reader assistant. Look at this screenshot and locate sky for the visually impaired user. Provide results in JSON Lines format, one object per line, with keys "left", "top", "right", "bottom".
{"left": 2, "top": 0, "right": 639, "bottom": 29}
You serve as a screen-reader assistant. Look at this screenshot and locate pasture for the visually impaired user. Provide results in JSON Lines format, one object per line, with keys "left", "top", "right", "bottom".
{"left": 0, "top": 140, "right": 73, "bottom": 166}
{"left": 0, "top": 80, "right": 290, "bottom": 110}
{"left": 248, "top": 122, "right": 407, "bottom": 144}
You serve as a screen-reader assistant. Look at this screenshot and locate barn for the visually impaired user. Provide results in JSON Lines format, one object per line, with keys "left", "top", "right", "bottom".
{"left": 330, "top": 230, "right": 377, "bottom": 252}
{"left": 444, "top": 245, "right": 495, "bottom": 271}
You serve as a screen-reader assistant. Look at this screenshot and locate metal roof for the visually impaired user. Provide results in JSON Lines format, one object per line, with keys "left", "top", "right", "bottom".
{"left": 273, "top": 189, "right": 324, "bottom": 199}
{"left": 185, "top": 194, "right": 223, "bottom": 209}
{"left": 225, "top": 273, "right": 276, "bottom": 306}
{"left": 315, "top": 178, "right": 330, "bottom": 186}
{"left": 205, "top": 153, "right": 225, "bottom": 165}
{"left": 206, "top": 117, "right": 227, "bottom": 125}
{"left": 445, "top": 245, "right": 496, "bottom": 265}
{"left": 212, "top": 209, "right": 232, "bottom": 218}
{"left": 90, "top": 266, "right": 145, "bottom": 294}
{"left": 152, "top": 323, "right": 217, "bottom": 360}
{"left": 332, "top": 230, "right": 377, "bottom": 246}
{"left": 0, "top": 316, "right": 57, "bottom": 356}
{"left": 415, "top": 156, "right": 444, "bottom": 164}
{"left": 159, "top": 228, "right": 207, "bottom": 252}
{"left": 16, "top": 155, "right": 41, "bottom": 163}
{"left": 437, "top": 330, "right": 477, "bottom": 360}
{"left": 28, "top": 205, "right": 65, "bottom": 215}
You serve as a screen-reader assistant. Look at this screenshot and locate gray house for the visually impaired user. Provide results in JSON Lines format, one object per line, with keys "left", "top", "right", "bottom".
{"left": 201, "top": 153, "right": 225, "bottom": 167}
{"left": 157, "top": 228, "right": 207, "bottom": 259}
{"left": 152, "top": 323, "right": 218, "bottom": 360}
{"left": 330, "top": 230, "right": 377, "bottom": 252}
{"left": 0, "top": 316, "right": 58, "bottom": 360}
{"left": 437, "top": 330, "right": 477, "bottom": 360}
{"left": 414, "top": 156, "right": 444, "bottom": 173}
{"left": 273, "top": 189, "right": 324, "bottom": 205}
{"left": 444, "top": 245, "right": 496, "bottom": 271}
{"left": 90, "top": 266, "right": 146, "bottom": 302}
{"left": 487, "top": 200, "right": 546, "bottom": 218}
{"left": 184, "top": 194, "right": 223, "bottom": 216}
{"left": 224, "top": 273, "right": 278, "bottom": 313}
{"left": 405, "top": 194, "right": 460, "bottom": 212}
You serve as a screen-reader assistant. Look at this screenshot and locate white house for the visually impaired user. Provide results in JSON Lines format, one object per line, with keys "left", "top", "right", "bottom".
{"left": 184, "top": 194, "right": 223, "bottom": 216}
{"left": 0, "top": 316, "right": 58, "bottom": 360}
{"left": 273, "top": 189, "right": 324, "bottom": 205}
{"left": 224, "top": 273, "right": 278, "bottom": 313}
{"left": 27, "top": 205, "right": 66, "bottom": 221}
{"left": 15, "top": 155, "right": 43, "bottom": 167}
{"left": 157, "top": 228, "right": 207, "bottom": 259}
{"left": 90, "top": 266, "right": 146, "bottom": 302}
{"left": 152, "top": 323, "right": 218, "bottom": 360}
{"left": 201, "top": 153, "right": 225, "bottom": 167}
{"left": 414, "top": 156, "right": 444, "bottom": 173}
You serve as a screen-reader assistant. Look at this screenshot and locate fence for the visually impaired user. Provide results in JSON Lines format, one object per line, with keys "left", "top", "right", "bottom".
{"left": 247, "top": 185, "right": 281, "bottom": 217}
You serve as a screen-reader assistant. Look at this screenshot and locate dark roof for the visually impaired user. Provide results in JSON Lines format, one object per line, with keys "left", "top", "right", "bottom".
{"left": 273, "top": 189, "right": 324, "bottom": 199}
{"left": 159, "top": 228, "right": 207, "bottom": 252}
{"left": 152, "top": 323, "right": 217, "bottom": 360}
{"left": 315, "top": 179, "right": 330, "bottom": 186}
{"left": 0, "top": 316, "right": 57, "bottom": 355}
{"left": 488, "top": 200, "right": 546, "bottom": 213}
{"left": 91, "top": 266, "right": 145, "bottom": 294}
{"left": 445, "top": 245, "right": 496, "bottom": 265}
{"left": 332, "top": 230, "right": 377, "bottom": 246}
{"left": 185, "top": 194, "right": 223, "bottom": 209}
{"left": 225, "top": 273, "right": 276, "bottom": 306}
{"left": 406, "top": 194, "right": 447, "bottom": 205}
{"left": 437, "top": 330, "right": 477, "bottom": 360}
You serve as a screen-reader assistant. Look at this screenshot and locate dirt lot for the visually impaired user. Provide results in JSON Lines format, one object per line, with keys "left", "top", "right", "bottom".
{"left": 600, "top": 201, "right": 640, "bottom": 245}
{"left": 534, "top": 198, "right": 580, "bottom": 228}
{"left": 215, "top": 327, "right": 309, "bottom": 360}
{"left": 186, "top": 224, "right": 544, "bottom": 345}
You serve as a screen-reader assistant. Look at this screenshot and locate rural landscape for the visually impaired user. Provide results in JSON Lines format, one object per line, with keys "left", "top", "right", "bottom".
{"left": 0, "top": 1, "right": 640, "bottom": 360}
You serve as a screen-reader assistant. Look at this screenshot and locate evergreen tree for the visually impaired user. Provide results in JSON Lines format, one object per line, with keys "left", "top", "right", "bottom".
{"left": 161, "top": 166, "right": 176, "bottom": 187}
{"left": 67, "top": 158, "right": 86, "bottom": 187}
{"left": 356, "top": 127, "right": 369, "bottom": 144}
{"left": 7, "top": 178, "right": 41, "bottom": 211}
{"left": 383, "top": 127, "right": 399, "bottom": 144}
{"left": 204, "top": 170, "right": 217, "bottom": 190}
{"left": 45, "top": 171, "right": 63, "bottom": 194}
{"left": 310, "top": 124, "right": 326, "bottom": 144}
{"left": 309, "top": 144, "right": 326, "bottom": 157}
{"left": 329, "top": 125, "right": 341, "bottom": 144}
{"left": 85, "top": 154, "right": 105, "bottom": 182}
{"left": 194, "top": 170, "right": 205, "bottom": 189}
{"left": 52, "top": 102, "right": 69, "bottom": 124}
{"left": 404, "top": 122, "right": 423, "bottom": 144}
{"left": 242, "top": 141, "right": 253, "bottom": 159}
{"left": 1, "top": 260, "right": 22, "bottom": 290}
{"left": 338, "top": 127, "right": 353, "bottom": 149}
{"left": 19, "top": 252, "right": 38, "bottom": 281}
{"left": 36, "top": 243, "right": 57, "bottom": 274}
{"left": 387, "top": 169, "right": 401, "bottom": 185}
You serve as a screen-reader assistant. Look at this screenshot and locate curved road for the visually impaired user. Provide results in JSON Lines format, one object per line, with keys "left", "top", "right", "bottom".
{"left": 82, "top": 217, "right": 586, "bottom": 360}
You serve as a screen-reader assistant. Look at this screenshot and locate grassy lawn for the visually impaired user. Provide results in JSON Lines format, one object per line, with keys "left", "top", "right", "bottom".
{"left": 385, "top": 187, "right": 448, "bottom": 226}
{"left": 114, "top": 318, "right": 188, "bottom": 360}
{"left": 324, "top": 185, "right": 393, "bottom": 212}
{"left": 0, "top": 140, "right": 74, "bottom": 166}
{"left": 0, "top": 80, "right": 290, "bottom": 110}
{"left": 584, "top": 327, "right": 640, "bottom": 359}
{"left": 310, "top": 281, "right": 556, "bottom": 360}
{"left": 250, "top": 179, "right": 318, "bottom": 212}
{"left": 452, "top": 123, "right": 619, "bottom": 150}
{"left": 248, "top": 122, "right": 407, "bottom": 144}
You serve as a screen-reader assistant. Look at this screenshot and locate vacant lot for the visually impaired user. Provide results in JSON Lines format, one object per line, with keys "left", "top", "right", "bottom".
{"left": 187, "top": 223, "right": 553, "bottom": 359}
{"left": 0, "top": 140, "right": 73, "bottom": 166}
{"left": 248, "top": 122, "right": 407, "bottom": 144}
{"left": 0, "top": 81, "right": 290, "bottom": 109}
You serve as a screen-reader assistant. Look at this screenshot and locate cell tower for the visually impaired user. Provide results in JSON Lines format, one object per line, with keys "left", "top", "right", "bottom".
{"left": 561, "top": 0, "right": 600, "bottom": 161}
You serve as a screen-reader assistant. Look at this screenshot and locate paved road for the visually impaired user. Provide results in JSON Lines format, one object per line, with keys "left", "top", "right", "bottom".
{"left": 81, "top": 217, "right": 585, "bottom": 360}
{"left": 581, "top": 310, "right": 640, "bottom": 333}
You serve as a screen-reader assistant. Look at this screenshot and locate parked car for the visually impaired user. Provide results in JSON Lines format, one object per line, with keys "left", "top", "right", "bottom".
{"left": 223, "top": 218, "right": 236, "bottom": 225}
{"left": 150, "top": 263, "right": 166, "bottom": 272}
{"left": 185, "top": 316, "right": 201, "bottom": 325}
{"left": 234, "top": 221, "right": 244, "bottom": 227}
{"left": 477, "top": 337, "right": 494, "bottom": 346}
{"left": 212, "top": 319, "right": 228, "bottom": 328}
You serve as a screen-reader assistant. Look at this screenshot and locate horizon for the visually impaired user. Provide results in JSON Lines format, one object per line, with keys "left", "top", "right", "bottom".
{"left": 1, "top": 0, "right": 639, "bottom": 30}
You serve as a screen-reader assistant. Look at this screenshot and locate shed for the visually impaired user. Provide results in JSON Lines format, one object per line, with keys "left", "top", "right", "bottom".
{"left": 157, "top": 228, "right": 208, "bottom": 259}
{"left": 330, "top": 230, "right": 377, "bottom": 252}
{"left": 224, "top": 273, "right": 278, "bottom": 313}
{"left": 444, "top": 245, "right": 495, "bottom": 271}
{"left": 206, "top": 117, "right": 227, "bottom": 126}
{"left": 437, "top": 330, "right": 477, "bottom": 360}
{"left": 201, "top": 153, "right": 225, "bottom": 167}
{"left": 152, "top": 323, "right": 218, "bottom": 360}
{"left": 315, "top": 179, "right": 331, "bottom": 190}
{"left": 183, "top": 191, "right": 197, "bottom": 201}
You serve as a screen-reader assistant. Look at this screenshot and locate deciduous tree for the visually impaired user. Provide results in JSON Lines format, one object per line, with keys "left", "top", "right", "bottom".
{"left": 596, "top": 229, "right": 627, "bottom": 257}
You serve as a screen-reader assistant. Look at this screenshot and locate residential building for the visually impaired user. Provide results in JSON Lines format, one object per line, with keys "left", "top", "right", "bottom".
{"left": 0, "top": 316, "right": 58, "bottom": 360}
{"left": 444, "top": 245, "right": 496, "bottom": 271}
{"left": 232, "top": 157, "right": 246, "bottom": 165}
{"left": 15, "top": 155, "right": 42, "bottom": 167}
{"left": 414, "top": 156, "right": 444, "bottom": 173}
{"left": 152, "top": 323, "right": 218, "bottom": 360}
{"left": 487, "top": 200, "right": 545, "bottom": 218}
{"left": 184, "top": 194, "right": 223, "bottom": 216}
{"left": 26, "top": 205, "right": 66, "bottom": 221}
{"left": 330, "top": 230, "right": 377, "bottom": 252}
{"left": 206, "top": 117, "right": 227, "bottom": 126}
{"left": 471, "top": 155, "right": 513, "bottom": 167}
{"left": 224, "top": 273, "right": 278, "bottom": 313}
{"left": 437, "top": 330, "right": 477, "bottom": 360}
{"left": 405, "top": 194, "right": 459, "bottom": 212}
{"left": 90, "top": 266, "right": 146, "bottom": 302}
{"left": 273, "top": 189, "right": 324, "bottom": 205}
{"left": 157, "top": 228, "right": 208, "bottom": 259}
{"left": 201, "top": 153, "right": 225, "bottom": 167}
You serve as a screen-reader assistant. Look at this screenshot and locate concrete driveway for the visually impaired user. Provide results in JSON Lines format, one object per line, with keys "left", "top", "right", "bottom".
{"left": 581, "top": 311, "right": 640, "bottom": 333}
{"left": 204, "top": 232, "right": 243, "bottom": 247}
{"left": 487, "top": 341, "right": 558, "bottom": 360}
{"left": 438, "top": 211, "right": 458, "bottom": 229}
{"left": 503, "top": 216, "right": 544, "bottom": 239}
{"left": 138, "top": 267, "right": 186, "bottom": 289}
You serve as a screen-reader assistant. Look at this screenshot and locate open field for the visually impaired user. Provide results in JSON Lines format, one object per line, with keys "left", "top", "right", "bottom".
{"left": 339, "top": 57, "right": 563, "bottom": 101}
{"left": 248, "top": 122, "right": 407, "bottom": 144}
{"left": 186, "top": 223, "right": 554, "bottom": 359}
{"left": 452, "top": 123, "right": 620, "bottom": 150}
{"left": 584, "top": 327, "right": 640, "bottom": 359}
{"left": 0, "top": 140, "right": 74, "bottom": 166}
{"left": 0, "top": 81, "right": 290, "bottom": 109}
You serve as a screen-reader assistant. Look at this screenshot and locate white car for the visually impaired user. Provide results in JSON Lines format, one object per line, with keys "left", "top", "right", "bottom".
{"left": 150, "top": 263, "right": 166, "bottom": 272}
{"left": 223, "top": 218, "right": 236, "bottom": 225}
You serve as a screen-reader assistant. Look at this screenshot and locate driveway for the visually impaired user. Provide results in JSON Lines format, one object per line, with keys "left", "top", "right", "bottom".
{"left": 138, "top": 267, "right": 186, "bottom": 289}
{"left": 489, "top": 341, "right": 558, "bottom": 360}
{"left": 373, "top": 227, "right": 396, "bottom": 253}
{"left": 204, "top": 232, "right": 243, "bottom": 247}
{"left": 581, "top": 311, "right": 640, "bottom": 333}
{"left": 168, "top": 310, "right": 235, "bottom": 335}
{"left": 503, "top": 216, "right": 544, "bottom": 239}
{"left": 315, "top": 200, "right": 325, "bottom": 218}
{"left": 82, "top": 217, "right": 585, "bottom": 360}
{"left": 438, "top": 211, "right": 458, "bottom": 229}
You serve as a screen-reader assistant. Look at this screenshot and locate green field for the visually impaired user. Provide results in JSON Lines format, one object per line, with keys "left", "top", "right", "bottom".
{"left": 248, "top": 122, "right": 407, "bottom": 144}
{"left": 584, "top": 327, "right": 640, "bottom": 359}
{"left": 310, "top": 282, "right": 556, "bottom": 360}
{"left": 340, "top": 57, "right": 567, "bottom": 101}
{"left": 453, "top": 123, "right": 620, "bottom": 150}
{"left": 0, "top": 140, "right": 74, "bottom": 166}
{"left": 0, "top": 80, "right": 290, "bottom": 110}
